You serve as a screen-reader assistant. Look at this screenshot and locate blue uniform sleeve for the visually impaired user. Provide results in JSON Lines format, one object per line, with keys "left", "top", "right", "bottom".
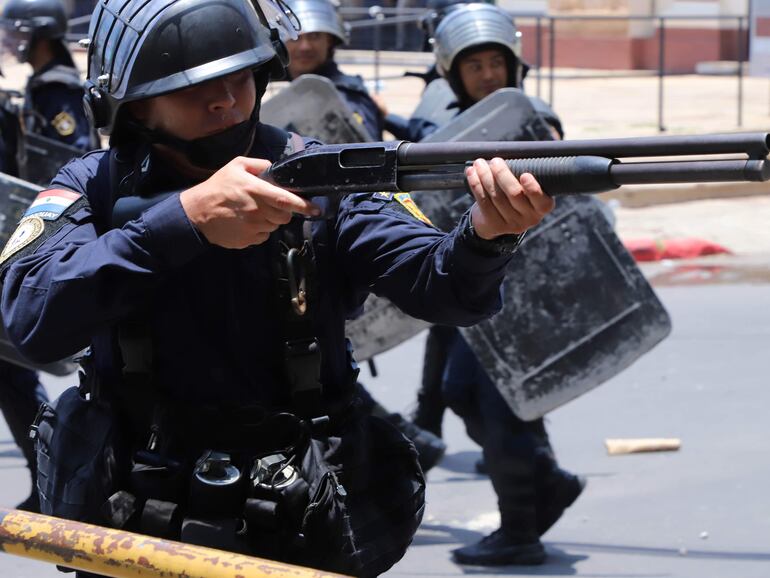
{"left": 0, "top": 156, "right": 208, "bottom": 362}
{"left": 336, "top": 194, "right": 512, "bottom": 327}
{"left": 34, "top": 85, "right": 93, "bottom": 150}
{"left": 384, "top": 113, "right": 438, "bottom": 142}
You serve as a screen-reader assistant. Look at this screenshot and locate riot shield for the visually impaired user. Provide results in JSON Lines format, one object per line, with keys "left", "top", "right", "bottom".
{"left": 261, "top": 75, "right": 373, "bottom": 143}
{"left": 465, "top": 195, "right": 671, "bottom": 420}
{"left": 345, "top": 299, "right": 431, "bottom": 362}
{"left": 347, "top": 89, "right": 553, "bottom": 359}
{"left": 409, "top": 78, "right": 458, "bottom": 129}
{"left": 350, "top": 88, "right": 672, "bottom": 419}
{"left": 18, "top": 132, "right": 83, "bottom": 187}
{"left": 0, "top": 172, "right": 77, "bottom": 375}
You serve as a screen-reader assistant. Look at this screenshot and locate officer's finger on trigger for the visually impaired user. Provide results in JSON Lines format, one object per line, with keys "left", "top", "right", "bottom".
{"left": 239, "top": 156, "right": 273, "bottom": 175}
{"left": 249, "top": 178, "right": 321, "bottom": 217}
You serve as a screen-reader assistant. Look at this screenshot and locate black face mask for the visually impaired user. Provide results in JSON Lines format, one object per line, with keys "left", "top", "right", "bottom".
{"left": 125, "top": 69, "right": 270, "bottom": 170}
{"left": 159, "top": 107, "right": 260, "bottom": 170}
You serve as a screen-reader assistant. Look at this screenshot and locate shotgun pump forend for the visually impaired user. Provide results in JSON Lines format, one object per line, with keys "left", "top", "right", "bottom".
{"left": 263, "top": 132, "right": 770, "bottom": 197}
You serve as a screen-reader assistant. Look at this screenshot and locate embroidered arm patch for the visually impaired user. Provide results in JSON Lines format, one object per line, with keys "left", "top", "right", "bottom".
{"left": 0, "top": 189, "right": 86, "bottom": 272}
{"left": 393, "top": 193, "right": 433, "bottom": 226}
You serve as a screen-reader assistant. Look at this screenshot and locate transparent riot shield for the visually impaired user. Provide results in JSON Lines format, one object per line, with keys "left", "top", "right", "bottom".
{"left": 18, "top": 132, "right": 83, "bottom": 187}
{"left": 409, "top": 78, "right": 458, "bottom": 129}
{"left": 261, "top": 75, "right": 373, "bottom": 143}
{"left": 0, "top": 171, "right": 77, "bottom": 375}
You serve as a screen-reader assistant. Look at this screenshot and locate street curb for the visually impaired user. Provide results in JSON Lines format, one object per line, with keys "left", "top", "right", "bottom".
{"left": 641, "top": 253, "right": 770, "bottom": 286}
{"left": 598, "top": 181, "right": 770, "bottom": 208}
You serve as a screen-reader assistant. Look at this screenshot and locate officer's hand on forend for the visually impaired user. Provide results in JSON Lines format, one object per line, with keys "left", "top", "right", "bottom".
{"left": 180, "top": 157, "right": 322, "bottom": 249}
{"left": 466, "top": 157, "right": 555, "bottom": 240}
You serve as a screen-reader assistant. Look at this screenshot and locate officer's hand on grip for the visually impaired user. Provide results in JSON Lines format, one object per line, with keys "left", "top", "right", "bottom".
{"left": 466, "top": 157, "right": 554, "bottom": 240}
{"left": 180, "top": 157, "right": 322, "bottom": 249}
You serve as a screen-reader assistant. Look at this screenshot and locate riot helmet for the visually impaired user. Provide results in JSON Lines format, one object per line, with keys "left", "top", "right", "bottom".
{"left": 432, "top": 4, "right": 525, "bottom": 102}
{"left": 0, "top": 0, "right": 68, "bottom": 63}
{"left": 282, "top": 0, "right": 349, "bottom": 45}
{"left": 419, "top": 0, "right": 491, "bottom": 50}
{"left": 84, "top": 0, "right": 298, "bottom": 136}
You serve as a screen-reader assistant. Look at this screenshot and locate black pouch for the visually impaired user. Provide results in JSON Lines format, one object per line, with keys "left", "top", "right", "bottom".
{"left": 330, "top": 413, "right": 427, "bottom": 578}
{"left": 33, "top": 384, "right": 123, "bottom": 523}
{"left": 297, "top": 436, "right": 359, "bottom": 574}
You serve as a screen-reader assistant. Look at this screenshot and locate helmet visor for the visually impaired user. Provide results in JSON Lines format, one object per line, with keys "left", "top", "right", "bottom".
{"left": 255, "top": 0, "right": 299, "bottom": 41}
{"left": 0, "top": 21, "right": 33, "bottom": 63}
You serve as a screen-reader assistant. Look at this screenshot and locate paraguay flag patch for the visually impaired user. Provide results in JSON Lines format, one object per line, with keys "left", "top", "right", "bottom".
{"left": 24, "top": 189, "right": 82, "bottom": 221}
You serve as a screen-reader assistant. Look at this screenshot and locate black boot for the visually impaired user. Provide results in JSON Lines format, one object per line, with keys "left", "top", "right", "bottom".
{"left": 387, "top": 413, "right": 447, "bottom": 473}
{"left": 356, "top": 383, "right": 447, "bottom": 473}
{"left": 452, "top": 529, "right": 545, "bottom": 566}
{"left": 16, "top": 490, "right": 40, "bottom": 513}
{"left": 16, "top": 460, "right": 40, "bottom": 513}
{"left": 537, "top": 469, "right": 586, "bottom": 536}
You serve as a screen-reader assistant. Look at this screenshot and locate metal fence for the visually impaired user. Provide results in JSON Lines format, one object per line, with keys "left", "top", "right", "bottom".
{"left": 339, "top": 8, "right": 750, "bottom": 132}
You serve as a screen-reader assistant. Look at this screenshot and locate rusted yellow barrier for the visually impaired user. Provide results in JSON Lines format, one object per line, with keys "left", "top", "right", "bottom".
{"left": 0, "top": 507, "right": 347, "bottom": 578}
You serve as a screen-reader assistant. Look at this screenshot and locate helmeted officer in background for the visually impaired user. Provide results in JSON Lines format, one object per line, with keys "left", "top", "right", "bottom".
{"left": 0, "top": 88, "right": 20, "bottom": 174}
{"left": 283, "top": 0, "right": 384, "bottom": 139}
{"left": 0, "top": 0, "right": 97, "bottom": 514}
{"left": 0, "top": 0, "right": 554, "bottom": 576}
{"left": 403, "top": 4, "right": 583, "bottom": 566}
{"left": 0, "top": 0, "right": 95, "bottom": 149}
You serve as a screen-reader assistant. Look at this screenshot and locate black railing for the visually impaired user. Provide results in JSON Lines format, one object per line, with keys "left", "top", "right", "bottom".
{"left": 338, "top": 8, "right": 751, "bottom": 132}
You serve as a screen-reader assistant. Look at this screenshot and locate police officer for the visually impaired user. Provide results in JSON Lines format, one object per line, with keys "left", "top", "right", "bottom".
{"left": 0, "top": 0, "right": 95, "bottom": 149}
{"left": 283, "top": 0, "right": 384, "bottom": 139}
{"left": 0, "top": 84, "right": 47, "bottom": 515}
{"left": 0, "top": 0, "right": 97, "bottom": 513}
{"left": 405, "top": 4, "right": 584, "bottom": 566}
{"left": 0, "top": 0, "right": 553, "bottom": 575}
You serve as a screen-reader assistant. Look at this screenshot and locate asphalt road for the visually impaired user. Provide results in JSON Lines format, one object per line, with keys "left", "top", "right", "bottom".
{"left": 1, "top": 266, "right": 769, "bottom": 577}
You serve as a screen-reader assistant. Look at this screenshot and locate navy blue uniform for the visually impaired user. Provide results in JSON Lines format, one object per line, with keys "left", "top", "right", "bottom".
{"left": 24, "top": 55, "right": 94, "bottom": 150}
{"left": 1, "top": 124, "right": 513, "bottom": 571}
{"left": 312, "top": 60, "right": 384, "bottom": 140}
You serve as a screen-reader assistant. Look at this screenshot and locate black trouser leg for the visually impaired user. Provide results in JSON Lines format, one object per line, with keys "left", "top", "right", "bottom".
{"left": 412, "top": 325, "right": 456, "bottom": 437}
{"left": 442, "top": 334, "right": 544, "bottom": 541}
{"left": 0, "top": 360, "right": 48, "bottom": 474}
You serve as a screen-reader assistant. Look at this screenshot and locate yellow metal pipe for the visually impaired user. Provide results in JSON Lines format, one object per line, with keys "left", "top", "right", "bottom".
{"left": 0, "top": 507, "right": 347, "bottom": 578}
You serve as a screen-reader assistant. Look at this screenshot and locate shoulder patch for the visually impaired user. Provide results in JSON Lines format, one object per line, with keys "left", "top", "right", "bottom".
{"left": 352, "top": 111, "right": 365, "bottom": 126}
{"left": 51, "top": 111, "right": 76, "bottom": 137}
{"left": 394, "top": 193, "right": 433, "bottom": 226}
{"left": 372, "top": 192, "right": 393, "bottom": 201}
{"left": 0, "top": 216, "right": 45, "bottom": 265}
{"left": 25, "top": 189, "right": 82, "bottom": 221}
